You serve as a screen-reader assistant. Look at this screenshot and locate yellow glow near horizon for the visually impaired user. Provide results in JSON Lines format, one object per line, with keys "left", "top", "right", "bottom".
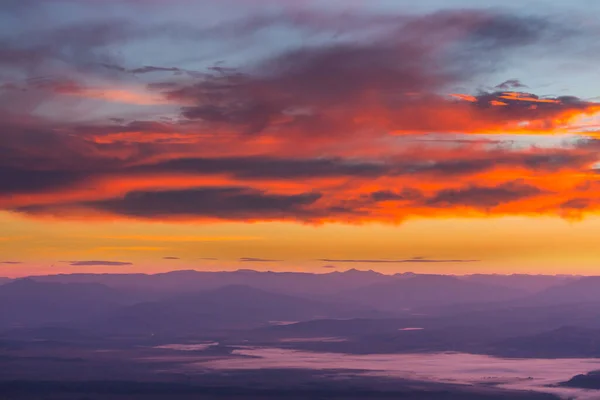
{"left": 1, "top": 211, "right": 600, "bottom": 277}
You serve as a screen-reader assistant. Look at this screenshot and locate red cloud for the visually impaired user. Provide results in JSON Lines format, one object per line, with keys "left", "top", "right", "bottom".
{"left": 2, "top": 8, "right": 600, "bottom": 223}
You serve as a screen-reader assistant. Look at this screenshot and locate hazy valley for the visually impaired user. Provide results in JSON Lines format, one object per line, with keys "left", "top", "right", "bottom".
{"left": 2, "top": 270, "right": 600, "bottom": 399}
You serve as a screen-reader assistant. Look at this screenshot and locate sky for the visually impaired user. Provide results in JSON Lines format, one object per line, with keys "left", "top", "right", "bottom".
{"left": 2, "top": 0, "right": 600, "bottom": 277}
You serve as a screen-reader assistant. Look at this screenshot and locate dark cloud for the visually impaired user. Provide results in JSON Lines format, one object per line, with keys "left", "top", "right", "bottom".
{"left": 0, "top": 261, "right": 22, "bottom": 265}
{"left": 133, "top": 157, "right": 388, "bottom": 179}
{"left": 102, "top": 64, "right": 183, "bottom": 74}
{"left": 2, "top": 139, "right": 596, "bottom": 220}
{"left": 415, "top": 151, "right": 594, "bottom": 175}
{"left": 131, "top": 150, "right": 593, "bottom": 181}
{"left": 130, "top": 65, "right": 181, "bottom": 74}
{"left": 154, "top": 10, "right": 586, "bottom": 136}
{"left": 163, "top": 256, "right": 180, "bottom": 260}
{"left": 471, "top": 91, "right": 592, "bottom": 120}
{"left": 322, "top": 265, "right": 337, "bottom": 269}
{"left": 166, "top": 39, "right": 441, "bottom": 134}
{"left": 560, "top": 198, "right": 590, "bottom": 210}
{"left": 147, "top": 82, "right": 180, "bottom": 91}
{"left": 0, "top": 166, "right": 86, "bottom": 194}
{"left": 88, "top": 188, "right": 321, "bottom": 219}
{"left": 0, "top": 118, "right": 132, "bottom": 178}
{"left": 69, "top": 261, "right": 133, "bottom": 266}
{"left": 426, "top": 180, "right": 543, "bottom": 209}
{"left": 239, "top": 257, "right": 282, "bottom": 262}
{"left": 16, "top": 187, "right": 322, "bottom": 220}
{"left": 367, "top": 189, "right": 423, "bottom": 202}
{"left": 318, "top": 258, "right": 479, "bottom": 263}
{"left": 0, "top": 145, "right": 592, "bottom": 199}
{"left": 495, "top": 79, "right": 527, "bottom": 90}
{"left": 162, "top": 70, "right": 599, "bottom": 141}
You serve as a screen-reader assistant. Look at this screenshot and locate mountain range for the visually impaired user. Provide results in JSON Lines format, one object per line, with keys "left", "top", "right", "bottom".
{"left": 2, "top": 269, "right": 600, "bottom": 358}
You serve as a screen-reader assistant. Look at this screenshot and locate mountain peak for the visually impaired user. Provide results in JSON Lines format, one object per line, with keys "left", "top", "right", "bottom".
{"left": 343, "top": 268, "right": 380, "bottom": 276}
{"left": 8, "top": 277, "right": 38, "bottom": 287}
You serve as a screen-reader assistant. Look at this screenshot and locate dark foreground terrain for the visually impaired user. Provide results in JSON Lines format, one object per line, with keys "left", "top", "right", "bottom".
{"left": 3, "top": 270, "right": 600, "bottom": 399}
{"left": 561, "top": 370, "right": 600, "bottom": 389}
{"left": 0, "top": 374, "right": 558, "bottom": 400}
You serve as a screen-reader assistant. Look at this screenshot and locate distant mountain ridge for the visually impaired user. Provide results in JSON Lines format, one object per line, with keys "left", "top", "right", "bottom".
{"left": 4, "top": 269, "right": 576, "bottom": 297}
{"left": 524, "top": 276, "right": 600, "bottom": 305}
{"left": 333, "top": 274, "right": 528, "bottom": 311}
{"left": 23, "top": 268, "right": 392, "bottom": 298}
{"left": 2, "top": 271, "right": 600, "bottom": 358}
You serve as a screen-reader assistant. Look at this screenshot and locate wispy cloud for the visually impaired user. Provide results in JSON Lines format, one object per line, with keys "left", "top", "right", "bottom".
{"left": 239, "top": 257, "right": 283, "bottom": 262}
{"left": 99, "top": 235, "right": 262, "bottom": 242}
{"left": 93, "top": 247, "right": 168, "bottom": 252}
{"left": 69, "top": 260, "right": 133, "bottom": 266}
{"left": 317, "top": 258, "right": 479, "bottom": 263}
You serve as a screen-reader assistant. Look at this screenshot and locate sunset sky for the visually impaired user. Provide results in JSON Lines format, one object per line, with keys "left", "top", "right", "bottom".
{"left": 3, "top": 0, "right": 600, "bottom": 277}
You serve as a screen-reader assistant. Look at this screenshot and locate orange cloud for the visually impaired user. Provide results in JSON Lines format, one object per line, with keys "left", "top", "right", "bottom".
{"left": 100, "top": 235, "right": 262, "bottom": 242}
{"left": 3, "top": 8, "right": 600, "bottom": 226}
{"left": 57, "top": 85, "right": 170, "bottom": 106}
